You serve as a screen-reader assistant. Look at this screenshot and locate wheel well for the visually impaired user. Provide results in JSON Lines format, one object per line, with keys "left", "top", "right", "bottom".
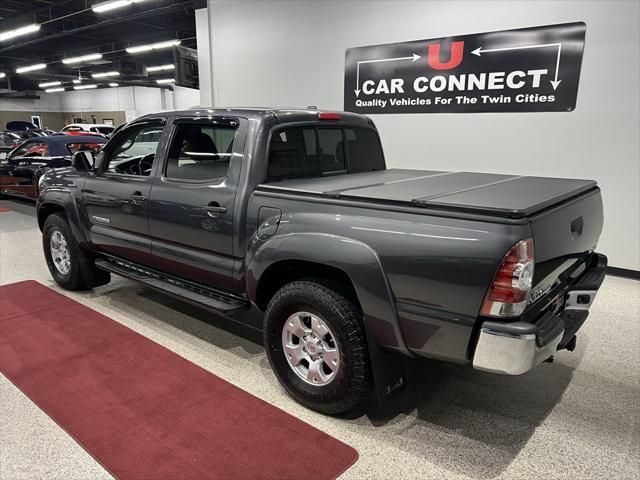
{"left": 255, "top": 260, "right": 360, "bottom": 311}
{"left": 37, "top": 203, "right": 65, "bottom": 231}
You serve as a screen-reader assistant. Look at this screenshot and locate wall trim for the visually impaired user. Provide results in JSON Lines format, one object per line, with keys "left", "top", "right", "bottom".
{"left": 607, "top": 267, "right": 640, "bottom": 280}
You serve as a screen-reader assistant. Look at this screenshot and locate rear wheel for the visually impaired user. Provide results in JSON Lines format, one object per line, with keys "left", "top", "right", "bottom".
{"left": 42, "top": 213, "right": 110, "bottom": 290}
{"left": 264, "top": 280, "right": 371, "bottom": 414}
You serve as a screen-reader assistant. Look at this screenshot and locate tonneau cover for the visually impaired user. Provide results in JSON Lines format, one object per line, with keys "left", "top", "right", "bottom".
{"left": 256, "top": 169, "right": 597, "bottom": 218}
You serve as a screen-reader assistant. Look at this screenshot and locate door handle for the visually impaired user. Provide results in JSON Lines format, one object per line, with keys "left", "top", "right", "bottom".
{"left": 130, "top": 191, "right": 147, "bottom": 201}
{"left": 203, "top": 203, "right": 226, "bottom": 217}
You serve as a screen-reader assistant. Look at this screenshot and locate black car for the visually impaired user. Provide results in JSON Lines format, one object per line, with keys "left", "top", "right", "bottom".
{"left": 0, "top": 134, "right": 106, "bottom": 199}
{"left": 0, "top": 130, "right": 47, "bottom": 158}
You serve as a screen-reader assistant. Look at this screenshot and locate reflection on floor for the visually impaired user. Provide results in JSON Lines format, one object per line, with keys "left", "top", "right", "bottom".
{"left": 1, "top": 198, "right": 639, "bottom": 480}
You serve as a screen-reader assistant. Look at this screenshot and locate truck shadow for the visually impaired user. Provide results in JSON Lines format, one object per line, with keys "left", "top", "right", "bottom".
{"left": 98, "top": 280, "right": 584, "bottom": 479}
{"left": 344, "top": 350, "right": 583, "bottom": 479}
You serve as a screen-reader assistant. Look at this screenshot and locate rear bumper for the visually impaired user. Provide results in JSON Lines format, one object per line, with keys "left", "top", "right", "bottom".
{"left": 473, "top": 253, "right": 607, "bottom": 375}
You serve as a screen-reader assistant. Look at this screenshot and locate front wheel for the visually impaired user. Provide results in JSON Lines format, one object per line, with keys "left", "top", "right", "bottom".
{"left": 264, "top": 280, "right": 371, "bottom": 414}
{"left": 42, "top": 213, "right": 110, "bottom": 291}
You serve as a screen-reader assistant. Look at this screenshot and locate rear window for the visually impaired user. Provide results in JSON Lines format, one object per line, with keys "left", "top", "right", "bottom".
{"left": 267, "top": 126, "right": 385, "bottom": 182}
{"left": 91, "top": 126, "right": 115, "bottom": 135}
{"left": 66, "top": 142, "right": 104, "bottom": 154}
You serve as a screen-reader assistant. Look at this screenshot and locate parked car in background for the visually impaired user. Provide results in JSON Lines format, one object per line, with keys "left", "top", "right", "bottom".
{"left": 0, "top": 134, "right": 106, "bottom": 199}
{"left": 61, "top": 123, "right": 115, "bottom": 137}
{"left": 0, "top": 130, "right": 47, "bottom": 159}
{"left": 5, "top": 121, "right": 38, "bottom": 131}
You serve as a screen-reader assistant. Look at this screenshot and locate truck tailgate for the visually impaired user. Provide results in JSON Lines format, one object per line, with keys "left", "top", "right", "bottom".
{"left": 258, "top": 169, "right": 598, "bottom": 219}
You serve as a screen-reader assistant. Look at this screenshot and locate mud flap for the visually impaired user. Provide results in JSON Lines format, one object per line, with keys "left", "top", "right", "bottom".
{"left": 366, "top": 332, "right": 405, "bottom": 404}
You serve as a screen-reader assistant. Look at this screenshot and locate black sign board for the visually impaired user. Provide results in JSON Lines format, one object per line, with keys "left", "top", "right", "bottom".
{"left": 344, "top": 22, "right": 586, "bottom": 114}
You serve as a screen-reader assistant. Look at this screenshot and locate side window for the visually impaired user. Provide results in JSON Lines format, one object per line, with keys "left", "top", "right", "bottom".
{"left": 13, "top": 141, "right": 49, "bottom": 157}
{"left": 104, "top": 125, "right": 162, "bottom": 176}
{"left": 164, "top": 123, "right": 236, "bottom": 181}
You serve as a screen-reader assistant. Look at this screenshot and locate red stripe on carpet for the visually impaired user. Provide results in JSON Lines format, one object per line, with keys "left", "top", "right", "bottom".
{"left": 0, "top": 281, "right": 358, "bottom": 480}
{"left": 0, "top": 207, "right": 10, "bottom": 212}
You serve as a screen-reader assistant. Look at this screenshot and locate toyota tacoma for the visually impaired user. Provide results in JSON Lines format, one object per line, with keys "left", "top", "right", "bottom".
{"left": 37, "top": 108, "right": 607, "bottom": 414}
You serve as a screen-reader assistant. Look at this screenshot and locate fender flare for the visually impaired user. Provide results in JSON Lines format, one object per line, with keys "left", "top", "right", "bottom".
{"left": 247, "top": 232, "right": 409, "bottom": 356}
{"left": 247, "top": 232, "right": 409, "bottom": 403}
{"left": 37, "top": 189, "right": 89, "bottom": 248}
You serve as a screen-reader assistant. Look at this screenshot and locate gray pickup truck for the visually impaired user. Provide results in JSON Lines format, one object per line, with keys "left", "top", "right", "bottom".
{"left": 37, "top": 108, "right": 607, "bottom": 414}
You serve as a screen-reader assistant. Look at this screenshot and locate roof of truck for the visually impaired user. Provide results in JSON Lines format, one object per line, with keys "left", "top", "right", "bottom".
{"left": 136, "top": 107, "right": 372, "bottom": 125}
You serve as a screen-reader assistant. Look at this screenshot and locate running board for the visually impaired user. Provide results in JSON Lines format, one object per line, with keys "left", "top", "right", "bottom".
{"left": 94, "top": 258, "right": 248, "bottom": 313}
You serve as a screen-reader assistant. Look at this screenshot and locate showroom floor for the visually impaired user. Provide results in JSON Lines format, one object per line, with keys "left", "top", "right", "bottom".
{"left": 1, "top": 199, "right": 638, "bottom": 480}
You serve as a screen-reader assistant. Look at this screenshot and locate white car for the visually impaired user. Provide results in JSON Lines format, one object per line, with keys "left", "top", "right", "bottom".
{"left": 60, "top": 123, "right": 115, "bottom": 137}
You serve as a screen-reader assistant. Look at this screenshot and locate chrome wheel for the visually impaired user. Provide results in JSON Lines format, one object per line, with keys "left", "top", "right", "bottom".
{"left": 282, "top": 311, "right": 340, "bottom": 386}
{"left": 49, "top": 230, "right": 71, "bottom": 275}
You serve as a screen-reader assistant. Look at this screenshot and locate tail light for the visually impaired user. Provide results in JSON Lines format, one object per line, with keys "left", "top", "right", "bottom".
{"left": 318, "top": 112, "right": 340, "bottom": 121}
{"left": 481, "top": 238, "right": 534, "bottom": 318}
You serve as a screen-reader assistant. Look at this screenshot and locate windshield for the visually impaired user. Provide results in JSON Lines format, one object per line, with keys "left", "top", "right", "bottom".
{"left": 113, "top": 127, "right": 163, "bottom": 160}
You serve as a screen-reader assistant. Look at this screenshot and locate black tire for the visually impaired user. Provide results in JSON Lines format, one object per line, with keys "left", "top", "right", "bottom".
{"left": 42, "top": 213, "right": 110, "bottom": 291}
{"left": 264, "top": 280, "right": 371, "bottom": 415}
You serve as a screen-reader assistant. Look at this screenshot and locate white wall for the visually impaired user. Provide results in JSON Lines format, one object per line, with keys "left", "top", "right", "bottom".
{"left": 2, "top": 85, "right": 200, "bottom": 118}
{"left": 202, "top": 0, "right": 640, "bottom": 271}
{"left": 0, "top": 94, "right": 62, "bottom": 112}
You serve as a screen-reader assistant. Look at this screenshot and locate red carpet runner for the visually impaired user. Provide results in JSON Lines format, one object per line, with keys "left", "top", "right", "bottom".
{"left": 0, "top": 281, "right": 358, "bottom": 479}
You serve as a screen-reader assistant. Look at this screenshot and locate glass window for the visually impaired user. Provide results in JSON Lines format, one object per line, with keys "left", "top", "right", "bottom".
{"left": 317, "top": 128, "right": 345, "bottom": 173}
{"left": 12, "top": 141, "right": 49, "bottom": 157}
{"left": 267, "top": 127, "right": 318, "bottom": 181}
{"left": 105, "top": 125, "right": 162, "bottom": 176}
{"left": 91, "top": 126, "right": 114, "bottom": 135}
{"left": 67, "top": 142, "right": 105, "bottom": 154}
{"left": 266, "top": 126, "right": 385, "bottom": 182}
{"left": 164, "top": 123, "right": 236, "bottom": 181}
{"left": 344, "top": 128, "right": 385, "bottom": 173}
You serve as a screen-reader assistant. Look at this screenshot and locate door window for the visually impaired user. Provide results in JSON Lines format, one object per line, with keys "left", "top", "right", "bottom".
{"left": 164, "top": 123, "right": 236, "bottom": 181}
{"left": 104, "top": 125, "right": 163, "bottom": 176}
{"left": 12, "top": 141, "right": 50, "bottom": 157}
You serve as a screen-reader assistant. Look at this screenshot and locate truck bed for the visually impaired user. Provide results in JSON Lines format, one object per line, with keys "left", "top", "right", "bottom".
{"left": 257, "top": 169, "right": 597, "bottom": 219}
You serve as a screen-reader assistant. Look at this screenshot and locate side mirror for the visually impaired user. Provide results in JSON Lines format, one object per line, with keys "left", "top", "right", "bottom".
{"left": 71, "top": 150, "right": 95, "bottom": 171}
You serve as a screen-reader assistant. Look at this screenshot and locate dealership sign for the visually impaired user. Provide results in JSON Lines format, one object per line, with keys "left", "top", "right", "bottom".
{"left": 344, "top": 22, "right": 586, "bottom": 114}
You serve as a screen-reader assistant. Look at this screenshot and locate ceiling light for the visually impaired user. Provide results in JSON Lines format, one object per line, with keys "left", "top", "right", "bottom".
{"left": 126, "top": 39, "right": 180, "bottom": 54}
{"left": 156, "top": 78, "right": 175, "bottom": 84}
{"left": 62, "top": 53, "right": 103, "bottom": 65}
{"left": 146, "top": 64, "right": 175, "bottom": 73}
{"left": 16, "top": 63, "right": 46, "bottom": 74}
{"left": 45, "top": 87, "right": 65, "bottom": 93}
{"left": 92, "top": 71, "right": 119, "bottom": 78}
{"left": 0, "top": 24, "right": 40, "bottom": 42}
{"left": 74, "top": 84, "right": 98, "bottom": 90}
{"left": 108, "top": 82, "right": 119, "bottom": 87}
{"left": 0, "top": 72, "right": 6, "bottom": 79}
{"left": 92, "top": 0, "right": 147, "bottom": 13}
{"left": 39, "top": 81, "right": 61, "bottom": 88}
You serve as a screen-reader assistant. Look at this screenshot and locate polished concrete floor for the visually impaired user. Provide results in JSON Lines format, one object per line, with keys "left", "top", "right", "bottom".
{"left": 1, "top": 198, "right": 639, "bottom": 480}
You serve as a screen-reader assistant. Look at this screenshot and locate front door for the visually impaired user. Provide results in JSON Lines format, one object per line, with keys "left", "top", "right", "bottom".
{"left": 148, "top": 117, "right": 244, "bottom": 292}
{"left": 82, "top": 120, "right": 166, "bottom": 265}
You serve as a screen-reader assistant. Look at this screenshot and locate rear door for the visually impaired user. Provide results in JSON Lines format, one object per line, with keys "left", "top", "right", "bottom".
{"left": 148, "top": 117, "right": 244, "bottom": 292}
{"left": 82, "top": 120, "right": 166, "bottom": 265}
